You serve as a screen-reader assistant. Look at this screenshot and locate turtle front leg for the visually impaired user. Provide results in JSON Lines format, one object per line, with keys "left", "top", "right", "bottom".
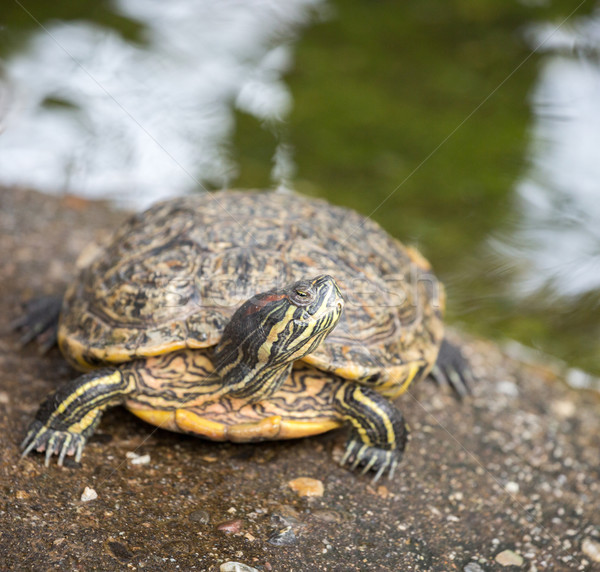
{"left": 334, "top": 384, "right": 408, "bottom": 483}
{"left": 21, "top": 368, "right": 134, "bottom": 466}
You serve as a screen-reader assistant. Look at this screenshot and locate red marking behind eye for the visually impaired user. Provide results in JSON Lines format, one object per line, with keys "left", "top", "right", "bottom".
{"left": 242, "top": 292, "right": 287, "bottom": 317}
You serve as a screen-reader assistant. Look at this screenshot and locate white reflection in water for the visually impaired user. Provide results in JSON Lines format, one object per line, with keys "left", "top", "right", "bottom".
{"left": 0, "top": 0, "right": 323, "bottom": 207}
{"left": 504, "top": 12, "right": 600, "bottom": 297}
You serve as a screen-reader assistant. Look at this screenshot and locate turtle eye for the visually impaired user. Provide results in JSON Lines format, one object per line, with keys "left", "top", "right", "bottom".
{"left": 291, "top": 284, "right": 314, "bottom": 305}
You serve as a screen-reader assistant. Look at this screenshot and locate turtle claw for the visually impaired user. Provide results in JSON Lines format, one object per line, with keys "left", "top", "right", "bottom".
{"left": 20, "top": 422, "right": 45, "bottom": 459}
{"left": 21, "top": 420, "right": 85, "bottom": 467}
{"left": 430, "top": 339, "right": 475, "bottom": 399}
{"left": 388, "top": 459, "right": 399, "bottom": 481}
{"left": 373, "top": 462, "right": 387, "bottom": 484}
{"left": 44, "top": 434, "right": 59, "bottom": 467}
{"left": 359, "top": 454, "right": 378, "bottom": 475}
{"left": 340, "top": 439, "right": 357, "bottom": 466}
{"left": 349, "top": 445, "right": 365, "bottom": 471}
{"left": 57, "top": 438, "right": 71, "bottom": 467}
{"left": 340, "top": 439, "right": 401, "bottom": 482}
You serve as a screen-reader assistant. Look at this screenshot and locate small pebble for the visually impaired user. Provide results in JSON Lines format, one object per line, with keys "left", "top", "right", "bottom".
{"left": 495, "top": 549, "right": 523, "bottom": 567}
{"left": 126, "top": 451, "right": 150, "bottom": 465}
{"left": 220, "top": 563, "right": 259, "bottom": 572}
{"left": 496, "top": 380, "right": 519, "bottom": 397}
{"left": 15, "top": 490, "right": 29, "bottom": 499}
{"left": 217, "top": 519, "right": 243, "bottom": 534}
{"left": 81, "top": 486, "right": 98, "bottom": 502}
{"left": 311, "top": 509, "right": 344, "bottom": 523}
{"left": 274, "top": 504, "right": 301, "bottom": 520}
{"left": 463, "top": 563, "right": 484, "bottom": 572}
{"left": 271, "top": 511, "right": 300, "bottom": 528}
{"left": 505, "top": 481, "right": 519, "bottom": 494}
{"left": 288, "top": 477, "right": 324, "bottom": 497}
{"left": 160, "top": 540, "right": 192, "bottom": 556}
{"left": 551, "top": 399, "right": 576, "bottom": 419}
{"left": 63, "top": 457, "right": 82, "bottom": 469}
{"left": 267, "top": 525, "right": 297, "bottom": 546}
{"left": 582, "top": 537, "right": 600, "bottom": 562}
{"left": 189, "top": 509, "right": 210, "bottom": 524}
{"left": 107, "top": 541, "right": 133, "bottom": 561}
{"left": 377, "top": 485, "right": 389, "bottom": 498}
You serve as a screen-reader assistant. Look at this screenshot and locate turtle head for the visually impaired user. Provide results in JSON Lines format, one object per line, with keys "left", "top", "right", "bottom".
{"left": 255, "top": 274, "right": 344, "bottom": 363}
{"left": 218, "top": 274, "right": 344, "bottom": 364}
{"left": 213, "top": 275, "right": 344, "bottom": 399}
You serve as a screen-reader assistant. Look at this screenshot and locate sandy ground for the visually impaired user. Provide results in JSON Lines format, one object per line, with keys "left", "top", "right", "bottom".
{"left": 1, "top": 186, "right": 599, "bottom": 571}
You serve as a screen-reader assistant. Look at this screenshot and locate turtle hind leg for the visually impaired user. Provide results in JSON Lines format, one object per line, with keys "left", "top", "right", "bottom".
{"left": 10, "top": 294, "right": 63, "bottom": 352}
{"left": 429, "top": 338, "right": 475, "bottom": 399}
{"left": 333, "top": 383, "right": 408, "bottom": 483}
{"left": 21, "top": 368, "right": 134, "bottom": 466}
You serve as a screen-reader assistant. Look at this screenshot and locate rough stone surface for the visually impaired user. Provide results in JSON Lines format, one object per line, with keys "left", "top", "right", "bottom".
{"left": 1, "top": 187, "right": 600, "bottom": 570}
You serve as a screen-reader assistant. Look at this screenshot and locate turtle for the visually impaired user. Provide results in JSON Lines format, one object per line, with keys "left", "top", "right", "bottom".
{"left": 17, "top": 190, "right": 472, "bottom": 481}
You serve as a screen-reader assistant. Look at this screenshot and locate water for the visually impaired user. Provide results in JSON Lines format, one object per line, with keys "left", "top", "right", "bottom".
{"left": 0, "top": 0, "right": 320, "bottom": 206}
{"left": 1, "top": 0, "right": 599, "bottom": 384}
{"left": 508, "top": 18, "right": 600, "bottom": 297}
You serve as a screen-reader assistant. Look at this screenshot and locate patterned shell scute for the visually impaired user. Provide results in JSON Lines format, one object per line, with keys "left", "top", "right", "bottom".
{"left": 60, "top": 190, "right": 444, "bottom": 385}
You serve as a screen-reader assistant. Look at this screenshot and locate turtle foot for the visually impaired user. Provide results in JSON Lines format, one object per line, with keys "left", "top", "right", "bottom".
{"left": 339, "top": 438, "right": 402, "bottom": 483}
{"left": 21, "top": 420, "right": 86, "bottom": 467}
{"left": 430, "top": 339, "right": 475, "bottom": 399}
{"left": 10, "top": 295, "right": 62, "bottom": 351}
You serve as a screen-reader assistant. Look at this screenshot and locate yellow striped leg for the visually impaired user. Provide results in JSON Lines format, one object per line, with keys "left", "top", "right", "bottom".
{"left": 334, "top": 384, "right": 407, "bottom": 483}
{"left": 21, "top": 368, "right": 132, "bottom": 466}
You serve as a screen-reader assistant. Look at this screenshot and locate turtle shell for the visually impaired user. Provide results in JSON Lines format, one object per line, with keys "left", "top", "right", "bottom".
{"left": 59, "top": 190, "right": 445, "bottom": 390}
